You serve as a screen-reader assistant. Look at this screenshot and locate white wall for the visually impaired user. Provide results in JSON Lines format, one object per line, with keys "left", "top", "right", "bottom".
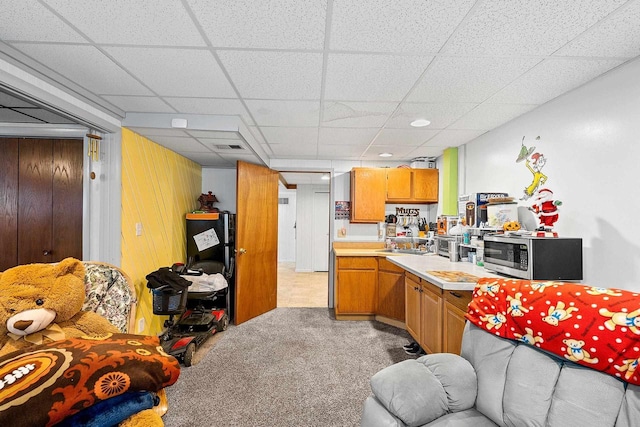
{"left": 201, "top": 168, "right": 237, "bottom": 213}
{"left": 462, "top": 56, "right": 640, "bottom": 290}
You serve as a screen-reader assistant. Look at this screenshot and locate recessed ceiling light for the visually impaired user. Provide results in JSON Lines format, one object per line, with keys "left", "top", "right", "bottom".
{"left": 410, "top": 119, "right": 431, "bottom": 127}
{"left": 379, "top": 152, "right": 393, "bottom": 157}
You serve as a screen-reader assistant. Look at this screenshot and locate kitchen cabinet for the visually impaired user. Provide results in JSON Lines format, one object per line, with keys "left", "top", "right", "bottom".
{"left": 405, "top": 272, "right": 470, "bottom": 355}
{"left": 350, "top": 168, "right": 386, "bottom": 223}
{"left": 377, "top": 258, "right": 405, "bottom": 322}
{"left": 335, "top": 256, "right": 378, "bottom": 316}
{"left": 385, "top": 168, "right": 439, "bottom": 204}
{"left": 443, "top": 290, "right": 473, "bottom": 355}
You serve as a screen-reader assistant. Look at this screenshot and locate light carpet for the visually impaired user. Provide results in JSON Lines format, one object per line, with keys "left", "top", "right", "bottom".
{"left": 163, "top": 308, "right": 412, "bottom": 427}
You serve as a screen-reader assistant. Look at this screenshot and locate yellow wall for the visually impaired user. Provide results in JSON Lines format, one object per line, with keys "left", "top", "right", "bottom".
{"left": 120, "top": 128, "right": 202, "bottom": 335}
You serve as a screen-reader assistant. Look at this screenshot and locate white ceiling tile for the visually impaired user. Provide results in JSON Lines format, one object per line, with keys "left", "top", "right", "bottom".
{"left": 101, "top": 96, "right": 176, "bottom": 113}
{"left": 144, "top": 136, "right": 208, "bottom": 152}
{"left": 364, "top": 144, "right": 420, "bottom": 158}
{"left": 317, "top": 144, "right": 368, "bottom": 159}
{"left": 187, "top": 130, "right": 241, "bottom": 139}
{"left": 12, "top": 44, "right": 152, "bottom": 96}
{"left": 215, "top": 152, "right": 262, "bottom": 164}
{"left": 270, "top": 143, "right": 318, "bottom": 158}
{"left": 187, "top": 0, "right": 326, "bottom": 50}
{"left": 318, "top": 128, "right": 379, "bottom": 146}
{"left": 325, "top": 53, "right": 433, "bottom": 101}
{"left": 556, "top": 1, "right": 640, "bottom": 58}
{"left": 44, "top": 0, "right": 205, "bottom": 46}
{"left": 0, "top": 2, "right": 85, "bottom": 42}
{"left": 322, "top": 101, "right": 398, "bottom": 128}
{"left": 261, "top": 127, "right": 319, "bottom": 146}
{"left": 373, "top": 129, "right": 439, "bottom": 146}
{"left": 248, "top": 126, "right": 267, "bottom": 145}
{"left": 450, "top": 103, "right": 538, "bottom": 130}
{"left": 13, "top": 108, "right": 75, "bottom": 123}
{"left": 104, "top": 47, "right": 236, "bottom": 97}
{"left": 331, "top": 0, "right": 475, "bottom": 53}
{"left": 218, "top": 51, "right": 323, "bottom": 99}
{"left": 0, "top": 108, "right": 44, "bottom": 123}
{"left": 487, "top": 58, "right": 623, "bottom": 105}
{"left": 444, "top": 0, "right": 627, "bottom": 55}
{"left": 165, "top": 97, "right": 247, "bottom": 117}
{"left": 182, "top": 152, "right": 231, "bottom": 167}
{"left": 424, "top": 129, "right": 487, "bottom": 147}
{"left": 246, "top": 100, "right": 320, "bottom": 127}
{"left": 387, "top": 102, "right": 477, "bottom": 129}
{"left": 198, "top": 138, "right": 246, "bottom": 150}
{"left": 408, "top": 56, "right": 541, "bottom": 103}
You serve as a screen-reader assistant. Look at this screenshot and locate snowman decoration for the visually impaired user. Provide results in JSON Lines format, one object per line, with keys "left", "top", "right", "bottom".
{"left": 529, "top": 188, "right": 562, "bottom": 237}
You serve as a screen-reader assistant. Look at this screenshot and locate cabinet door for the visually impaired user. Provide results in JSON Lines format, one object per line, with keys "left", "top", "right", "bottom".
{"left": 412, "top": 169, "right": 438, "bottom": 202}
{"left": 420, "top": 282, "right": 443, "bottom": 354}
{"left": 350, "top": 168, "right": 386, "bottom": 223}
{"left": 386, "top": 168, "right": 411, "bottom": 201}
{"left": 405, "top": 275, "right": 421, "bottom": 342}
{"left": 443, "top": 290, "right": 472, "bottom": 355}
{"left": 336, "top": 270, "right": 377, "bottom": 314}
{"left": 378, "top": 270, "right": 405, "bottom": 321}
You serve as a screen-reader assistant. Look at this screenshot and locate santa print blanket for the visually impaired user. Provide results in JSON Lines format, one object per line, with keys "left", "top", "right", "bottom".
{"left": 466, "top": 278, "right": 640, "bottom": 385}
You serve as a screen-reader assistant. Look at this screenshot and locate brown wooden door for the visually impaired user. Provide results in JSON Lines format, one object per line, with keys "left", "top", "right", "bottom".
{"left": 235, "top": 161, "right": 279, "bottom": 324}
{"left": 0, "top": 138, "right": 82, "bottom": 270}
{"left": 0, "top": 139, "right": 19, "bottom": 271}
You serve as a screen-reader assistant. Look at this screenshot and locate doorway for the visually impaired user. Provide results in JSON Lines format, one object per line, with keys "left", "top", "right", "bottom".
{"left": 276, "top": 171, "right": 331, "bottom": 308}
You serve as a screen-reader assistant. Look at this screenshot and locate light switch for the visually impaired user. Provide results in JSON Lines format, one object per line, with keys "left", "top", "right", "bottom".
{"left": 135, "top": 223, "right": 143, "bottom": 236}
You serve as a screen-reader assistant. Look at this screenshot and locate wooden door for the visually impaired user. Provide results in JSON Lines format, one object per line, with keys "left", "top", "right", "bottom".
{"left": 404, "top": 274, "right": 421, "bottom": 342}
{"left": 18, "top": 139, "right": 54, "bottom": 264}
{"left": 0, "top": 139, "right": 19, "bottom": 271}
{"left": 235, "top": 161, "right": 279, "bottom": 324}
{"left": 0, "top": 138, "right": 82, "bottom": 270}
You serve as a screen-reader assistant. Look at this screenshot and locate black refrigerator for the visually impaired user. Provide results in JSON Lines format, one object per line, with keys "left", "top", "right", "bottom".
{"left": 186, "top": 211, "right": 236, "bottom": 321}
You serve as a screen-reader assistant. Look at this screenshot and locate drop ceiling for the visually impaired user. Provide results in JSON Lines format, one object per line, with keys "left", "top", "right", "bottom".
{"left": 1, "top": 0, "right": 639, "bottom": 171}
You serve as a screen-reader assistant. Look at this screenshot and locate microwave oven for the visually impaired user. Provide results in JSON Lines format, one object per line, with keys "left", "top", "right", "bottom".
{"left": 483, "top": 235, "right": 583, "bottom": 280}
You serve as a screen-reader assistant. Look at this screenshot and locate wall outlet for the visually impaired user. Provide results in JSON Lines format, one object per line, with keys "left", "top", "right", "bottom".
{"left": 135, "top": 222, "right": 143, "bottom": 236}
{"left": 137, "top": 317, "right": 145, "bottom": 333}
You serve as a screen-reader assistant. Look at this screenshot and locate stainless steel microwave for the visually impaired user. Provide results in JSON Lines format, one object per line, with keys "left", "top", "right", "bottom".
{"left": 483, "top": 235, "right": 583, "bottom": 280}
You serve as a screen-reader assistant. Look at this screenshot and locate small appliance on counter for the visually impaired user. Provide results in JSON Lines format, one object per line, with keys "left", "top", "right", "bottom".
{"left": 435, "top": 235, "right": 457, "bottom": 259}
{"left": 458, "top": 193, "right": 509, "bottom": 227}
{"left": 483, "top": 234, "right": 583, "bottom": 280}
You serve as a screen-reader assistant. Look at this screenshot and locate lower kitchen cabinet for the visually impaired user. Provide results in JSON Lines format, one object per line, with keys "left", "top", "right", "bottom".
{"left": 377, "top": 258, "right": 405, "bottom": 322}
{"left": 405, "top": 271, "right": 471, "bottom": 355}
{"left": 335, "top": 256, "right": 378, "bottom": 315}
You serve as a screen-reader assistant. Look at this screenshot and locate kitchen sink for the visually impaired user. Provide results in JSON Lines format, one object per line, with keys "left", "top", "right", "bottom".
{"left": 376, "top": 248, "right": 433, "bottom": 255}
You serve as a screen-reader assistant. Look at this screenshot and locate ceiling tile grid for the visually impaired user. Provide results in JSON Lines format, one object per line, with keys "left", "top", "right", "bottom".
{"left": 1, "top": 0, "right": 640, "bottom": 176}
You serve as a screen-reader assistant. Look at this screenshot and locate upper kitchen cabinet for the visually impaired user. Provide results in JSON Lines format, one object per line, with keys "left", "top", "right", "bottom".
{"left": 386, "top": 168, "right": 438, "bottom": 203}
{"left": 350, "top": 168, "right": 386, "bottom": 223}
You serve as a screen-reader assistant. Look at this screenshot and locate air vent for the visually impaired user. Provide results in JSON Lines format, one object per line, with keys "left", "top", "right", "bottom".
{"left": 278, "top": 198, "right": 289, "bottom": 205}
{"left": 214, "top": 144, "right": 244, "bottom": 150}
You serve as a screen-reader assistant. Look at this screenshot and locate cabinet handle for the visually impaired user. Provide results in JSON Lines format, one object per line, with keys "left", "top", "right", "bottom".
{"left": 449, "top": 291, "right": 462, "bottom": 298}
{"left": 414, "top": 286, "right": 419, "bottom": 291}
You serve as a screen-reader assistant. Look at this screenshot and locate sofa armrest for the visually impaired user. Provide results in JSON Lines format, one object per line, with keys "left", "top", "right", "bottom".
{"left": 369, "top": 353, "right": 477, "bottom": 427}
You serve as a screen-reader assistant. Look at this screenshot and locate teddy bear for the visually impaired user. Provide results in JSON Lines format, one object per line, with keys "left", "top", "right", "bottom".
{"left": 0, "top": 257, "right": 166, "bottom": 427}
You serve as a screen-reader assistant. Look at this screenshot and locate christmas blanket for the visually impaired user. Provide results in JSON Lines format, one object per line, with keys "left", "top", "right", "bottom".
{"left": 466, "top": 278, "right": 640, "bottom": 385}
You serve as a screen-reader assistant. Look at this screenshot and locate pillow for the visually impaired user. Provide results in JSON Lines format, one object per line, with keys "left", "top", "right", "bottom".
{"left": 0, "top": 333, "right": 180, "bottom": 427}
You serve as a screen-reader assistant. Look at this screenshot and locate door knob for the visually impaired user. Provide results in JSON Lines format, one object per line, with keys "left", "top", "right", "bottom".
{"left": 43, "top": 250, "right": 52, "bottom": 256}
{"left": 237, "top": 248, "right": 247, "bottom": 254}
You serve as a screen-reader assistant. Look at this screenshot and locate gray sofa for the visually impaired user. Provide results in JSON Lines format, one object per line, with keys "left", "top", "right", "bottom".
{"left": 361, "top": 322, "right": 640, "bottom": 426}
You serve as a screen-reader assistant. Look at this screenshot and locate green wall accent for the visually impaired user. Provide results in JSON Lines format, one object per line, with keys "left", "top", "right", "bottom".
{"left": 442, "top": 147, "right": 458, "bottom": 215}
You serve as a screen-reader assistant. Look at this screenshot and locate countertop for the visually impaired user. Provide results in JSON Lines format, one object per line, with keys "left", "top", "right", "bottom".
{"left": 387, "top": 255, "right": 501, "bottom": 291}
{"left": 333, "top": 247, "right": 500, "bottom": 291}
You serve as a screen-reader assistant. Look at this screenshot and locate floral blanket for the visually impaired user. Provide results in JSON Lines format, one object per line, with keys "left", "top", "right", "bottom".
{"left": 466, "top": 278, "right": 640, "bottom": 385}
{"left": 0, "top": 333, "right": 180, "bottom": 427}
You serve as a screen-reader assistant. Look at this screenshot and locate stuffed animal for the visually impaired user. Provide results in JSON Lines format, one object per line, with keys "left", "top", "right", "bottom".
{"left": 0, "top": 258, "right": 165, "bottom": 427}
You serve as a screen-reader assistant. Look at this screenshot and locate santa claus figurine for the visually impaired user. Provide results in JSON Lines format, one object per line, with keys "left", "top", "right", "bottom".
{"left": 530, "top": 188, "right": 562, "bottom": 237}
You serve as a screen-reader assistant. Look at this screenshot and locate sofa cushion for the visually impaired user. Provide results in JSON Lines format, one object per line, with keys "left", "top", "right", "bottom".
{"left": 617, "top": 383, "right": 640, "bottom": 427}
{"left": 424, "top": 408, "right": 498, "bottom": 427}
{"left": 416, "top": 353, "right": 477, "bottom": 412}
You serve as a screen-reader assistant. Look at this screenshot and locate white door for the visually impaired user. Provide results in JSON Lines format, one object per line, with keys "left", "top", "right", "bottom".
{"left": 312, "top": 191, "right": 330, "bottom": 272}
{"left": 277, "top": 190, "right": 296, "bottom": 262}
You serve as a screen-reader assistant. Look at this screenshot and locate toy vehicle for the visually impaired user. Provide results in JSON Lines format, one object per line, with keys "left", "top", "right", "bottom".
{"left": 148, "top": 260, "right": 231, "bottom": 366}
